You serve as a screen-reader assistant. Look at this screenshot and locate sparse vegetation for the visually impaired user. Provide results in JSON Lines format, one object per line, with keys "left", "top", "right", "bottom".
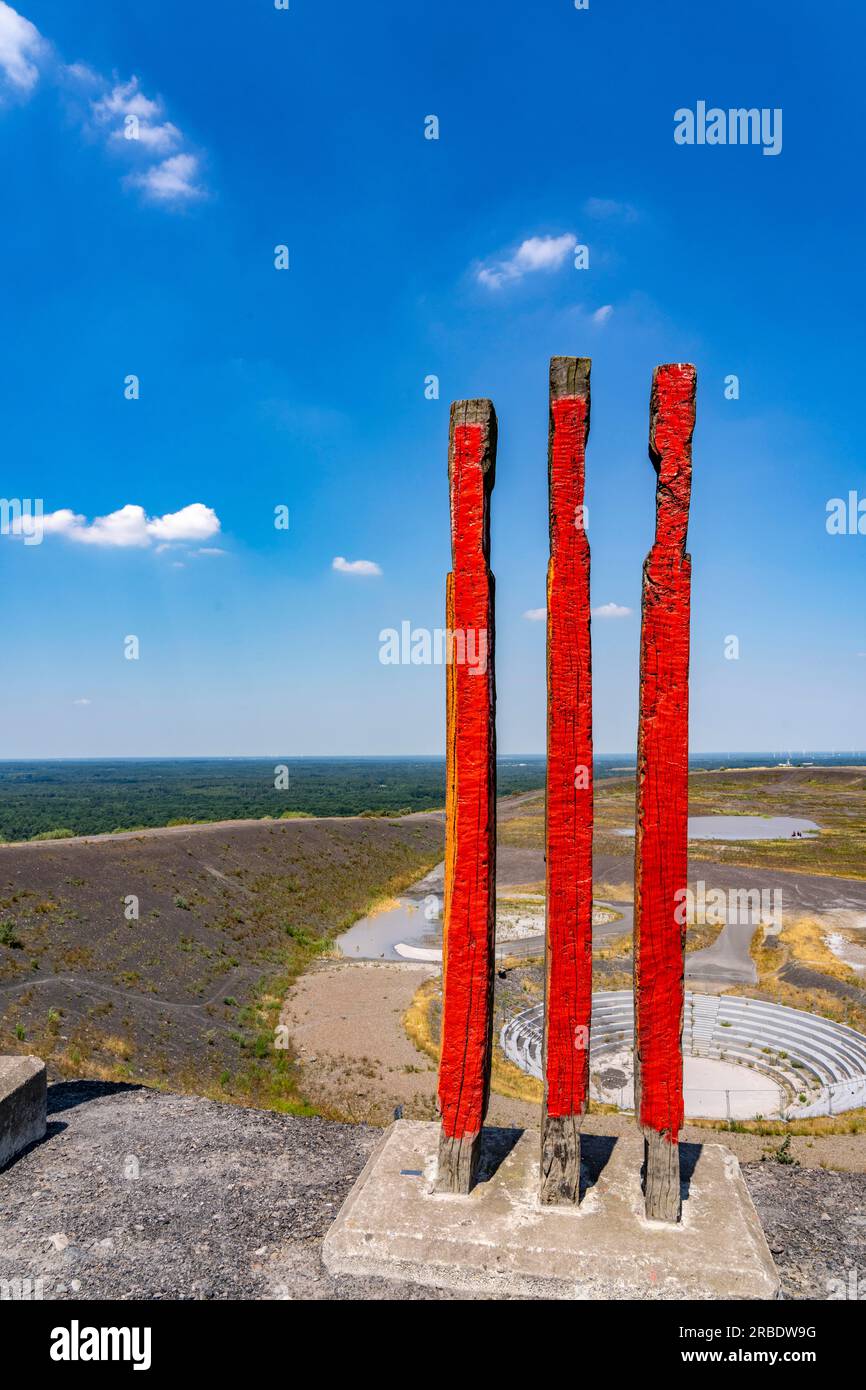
{"left": 0, "top": 813, "right": 445, "bottom": 1116}
{"left": 0, "top": 921, "right": 22, "bottom": 948}
{"left": 405, "top": 975, "right": 544, "bottom": 1106}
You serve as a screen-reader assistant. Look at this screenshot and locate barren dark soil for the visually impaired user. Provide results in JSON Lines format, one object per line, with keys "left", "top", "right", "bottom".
{"left": 0, "top": 815, "right": 444, "bottom": 1106}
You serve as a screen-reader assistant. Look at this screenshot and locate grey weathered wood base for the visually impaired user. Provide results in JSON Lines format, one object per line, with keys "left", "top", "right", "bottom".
{"left": 642, "top": 1129, "right": 681, "bottom": 1222}
{"left": 540, "top": 1114, "right": 581, "bottom": 1204}
{"left": 435, "top": 1126, "right": 481, "bottom": 1194}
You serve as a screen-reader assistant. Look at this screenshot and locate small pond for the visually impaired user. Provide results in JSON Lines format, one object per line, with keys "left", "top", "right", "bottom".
{"left": 617, "top": 815, "right": 819, "bottom": 841}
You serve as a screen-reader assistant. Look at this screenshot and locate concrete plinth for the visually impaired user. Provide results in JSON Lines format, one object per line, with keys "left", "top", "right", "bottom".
{"left": 323, "top": 1120, "right": 780, "bottom": 1300}
{"left": 0, "top": 1056, "right": 47, "bottom": 1170}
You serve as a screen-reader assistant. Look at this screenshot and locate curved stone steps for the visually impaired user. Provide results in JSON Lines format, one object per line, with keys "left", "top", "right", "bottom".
{"left": 499, "top": 989, "right": 866, "bottom": 1118}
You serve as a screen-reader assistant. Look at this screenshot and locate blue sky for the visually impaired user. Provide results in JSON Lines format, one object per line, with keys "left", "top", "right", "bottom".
{"left": 0, "top": 0, "right": 863, "bottom": 757}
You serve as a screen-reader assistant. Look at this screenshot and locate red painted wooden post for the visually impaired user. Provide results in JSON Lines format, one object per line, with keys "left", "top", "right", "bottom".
{"left": 541, "top": 357, "right": 593, "bottom": 1203}
{"left": 436, "top": 399, "right": 497, "bottom": 1193}
{"left": 633, "top": 362, "right": 696, "bottom": 1222}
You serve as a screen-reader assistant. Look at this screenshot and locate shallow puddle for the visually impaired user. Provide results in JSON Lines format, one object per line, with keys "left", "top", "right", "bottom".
{"left": 617, "top": 815, "right": 819, "bottom": 841}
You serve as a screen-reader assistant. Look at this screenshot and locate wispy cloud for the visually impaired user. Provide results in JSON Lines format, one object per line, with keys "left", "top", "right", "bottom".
{"left": 527, "top": 601, "right": 631, "bottom": 621}
{"left": 332, "top": 556, "right": 382, "bottom": 577}
{"left": 592, "top": 602, "right": 632, "bottom": 619}
{"left": 126, "top": 152, "right": 204, "bottom": 204}
{"left": 476, "top": 233, "right": 575, "bottom": 291}
{"left": 0, "top": 0, "right": 44, "bottom": 95}
{"left": 8, "top": 502, "right": 221, "bottom": 548}
{"left": 73, "top": 697, "right": 91, "bottom": 706}
{"left": 584, "top": 197, "right": 638, "bottom": 222}
{"left": 0, "top": 4, "right": 206, "bottom": 207}
{"left": 592, "top": 305, "right": 613, "bottom": 325}
{"left": 91, "top": 76, "right": 180, "bottom": 152}
{"left": 81, "top": 65, "right": 205, "bottom": 207}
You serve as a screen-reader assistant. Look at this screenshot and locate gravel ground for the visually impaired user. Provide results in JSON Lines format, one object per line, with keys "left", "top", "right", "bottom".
{"left": 742, "top": 1163, "right": 866, "bottom": 1300}
{"left": 1, "top": 1080, "right": 864, "bottom": 1301}
{"left": 0, "top": 1081, "right": 457, "bottom": 1301}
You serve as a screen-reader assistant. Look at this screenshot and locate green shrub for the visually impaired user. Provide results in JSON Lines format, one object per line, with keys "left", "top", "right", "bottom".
{"left": 0, "top": 921, "right": 22, "bottom": 948}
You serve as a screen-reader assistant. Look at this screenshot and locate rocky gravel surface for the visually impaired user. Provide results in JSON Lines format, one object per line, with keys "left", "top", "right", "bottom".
{"left": 743, "top": 1162, "right": 866, "bottom": 1300}
{"left": 0, "top": 1081, "right": 862, "bottom": 1301}
{"left": 0, "top": 1081, "right": 456, "bottom": 1300}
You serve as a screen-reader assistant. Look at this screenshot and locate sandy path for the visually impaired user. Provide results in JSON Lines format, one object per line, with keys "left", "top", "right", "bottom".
{"left": 280, "top": 959, "right": 537, "bottom": 1130}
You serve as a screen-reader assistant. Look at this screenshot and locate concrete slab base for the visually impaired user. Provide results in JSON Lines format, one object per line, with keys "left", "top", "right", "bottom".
{"left": 323, "top": 1120, "right": 780, "bottom": 1300}
{"left": 0, "top": 1056, "right": 47, "bottom": 1170}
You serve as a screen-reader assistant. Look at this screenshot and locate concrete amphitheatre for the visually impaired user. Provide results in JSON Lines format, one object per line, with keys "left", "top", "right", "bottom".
{"left": 501, "top": 991, "right": 866, "bottom": 1121}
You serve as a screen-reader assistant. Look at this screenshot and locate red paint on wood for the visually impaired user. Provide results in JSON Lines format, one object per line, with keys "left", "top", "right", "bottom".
{"left": 438, "top": 412, "right": 496, "bottom": 1142}
{"left": 634, "top": 363, "right": 696, "bottom": 1144}
{"left": 545, "top": 391, "right": 593, "bottom": 1118}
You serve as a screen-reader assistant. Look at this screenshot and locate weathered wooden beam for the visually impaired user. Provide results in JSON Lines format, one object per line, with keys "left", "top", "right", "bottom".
{"left": 633, "top": 362, "right": 696, "bottom": 1222}
{"left": 541, "top": 357, "right": 593, "bottom": 1205}
{"left": 436, "top": 399, "right": 497, "bottom": 1194}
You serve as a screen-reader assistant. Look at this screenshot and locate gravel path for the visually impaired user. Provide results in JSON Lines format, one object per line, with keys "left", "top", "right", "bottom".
{"left": 1, "top": 1081, "right": 863, "bottom": 1300}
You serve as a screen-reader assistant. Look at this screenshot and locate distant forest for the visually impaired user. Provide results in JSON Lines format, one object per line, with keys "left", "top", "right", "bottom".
{"left": 0, "top": 757, "right": 548, "bottom": 843}
{"left": 0, "top": 753, "right": 849, "bottom": 844}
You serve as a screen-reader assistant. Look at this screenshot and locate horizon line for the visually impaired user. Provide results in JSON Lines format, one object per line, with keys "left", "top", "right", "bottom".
{"left": 0, "top": 751, "right": 863, "bottom": 763}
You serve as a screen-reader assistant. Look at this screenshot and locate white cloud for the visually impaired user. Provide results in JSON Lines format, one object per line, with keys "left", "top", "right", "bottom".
{"left": 523, "top": 608, "right": 546, "bottom": 622}
{"left": 593, "top": 305, "right": 613, "bottom": 325}
{"left": 92, "top": 77, "right": 181, "bottom": 153}
{"left": 63, "top": 62, "right": 100, "bottom": 86}
{"left": 11, "top": 502, "right": 221, "bottom": 548}
{"left": 146, "top": 503, "right": 219, "bottom": 542}
{"left": 66, "top": 504, "right": 152, "bottom": 547}
{"left": 592, "top": 602, "right": 632, "bottom": 619}
{"left": 197, "top": 546, "right": 227, "bottom": 557}
{"left": 38, "top": 508, "right": 85, "bottom": 537}
{"left": 477, "top": 233, "right": 575, "bottom": 290}
{"left": 584, "top": 197, "right": 638, "bottom": 222}
{"left": 117, "top": 119, "right": 181, "bottom": 153}
{"left": 126, "top": 153, "right": 203, "bottom": 204}
{"left": 73, "top": 697, "right": 91, "bottom": 706}
{"left": 332, "top": 556, "right": 382, "bottom": 576}
{"left": 92, "top": 76, "right": 162, "bottom": 123}
{"left": 0, "top": 11, "right": 206, "bottom": 208}
{"left": 0, "top": 1, "right": 45, "bottom": 94}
